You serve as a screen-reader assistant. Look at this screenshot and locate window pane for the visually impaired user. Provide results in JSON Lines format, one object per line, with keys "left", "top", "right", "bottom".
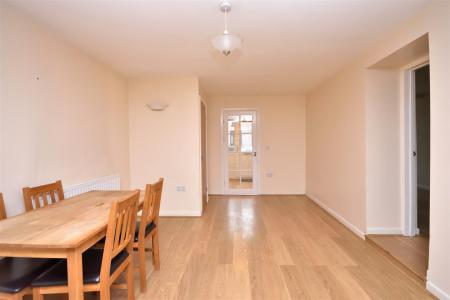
{"left": 241, "top": 133, "right": 252, "bottom": 152}
{"left": 241, "top": 115, "right": 253, "bottom": 122}
{"left": 240, "top": 152, "right": 253, "bottom": 189}
{"left": 227, "top": 116, "right": 239, "bottom": 151}
{"left": 228, "top": 152, "right": 240, "bottom": 190}
{"left": 240, "top": 115, "right": 253, "bottom": 134}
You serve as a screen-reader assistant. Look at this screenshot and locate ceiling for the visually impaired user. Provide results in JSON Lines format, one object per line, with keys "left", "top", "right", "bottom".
{"left": 8, "top": 0, "right": 429, "bottom": 96}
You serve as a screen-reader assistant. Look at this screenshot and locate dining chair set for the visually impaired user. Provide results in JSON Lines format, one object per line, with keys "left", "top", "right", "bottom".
{"left": 0, "top": 178, "right": 164, "bottom": 300}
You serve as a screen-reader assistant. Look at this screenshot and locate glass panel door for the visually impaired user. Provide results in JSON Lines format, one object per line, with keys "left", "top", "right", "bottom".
{"left": 224, "top": 110, "right": 257, "bottom": 194}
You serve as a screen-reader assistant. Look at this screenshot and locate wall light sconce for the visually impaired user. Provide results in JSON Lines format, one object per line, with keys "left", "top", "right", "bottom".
{"left": 146, "top": 101, "right": 169, "bottom": 111}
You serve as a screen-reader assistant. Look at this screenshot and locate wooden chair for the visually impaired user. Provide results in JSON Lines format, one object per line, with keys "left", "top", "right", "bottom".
{"left": 22, "top": 180, "right": 64, "bottom": 211}
{"left": 0, "top": 194, "right": 59, "bottom": 300}
{"left": 0, "top": 193, "right": 6, "bottom": 221}
{"left": 134, "top": 178, "right": 164, "bottom": 292}
{"left": 31, "top": 191, "right": 140, "bottom": 300}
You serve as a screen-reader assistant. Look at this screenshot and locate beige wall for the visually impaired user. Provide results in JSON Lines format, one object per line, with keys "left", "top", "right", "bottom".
{"left": 128, "top": 77, "right": 202, "bottom": 216}
{"left": 207, "top": 96, "right": 305, "bottom": 195}
{"left": 306, "top": 2, "right": 450, "bottom": 297}
{"left": 365, "top": 69, "right": 401, "bottom": 233}
{"left": 0, "top": 4, "right": 4, "bottom": 212}
{"left": 306, "top": 65, "right": 367, "bottom": 235}
{"left": 0, "top": 4, "right": 130, "bottom": 216}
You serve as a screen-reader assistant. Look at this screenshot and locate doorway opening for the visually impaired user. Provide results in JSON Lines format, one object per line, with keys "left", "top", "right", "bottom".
{"left": 365, "top": 34, "right": 430, "bottom": 280}
{"left": 405, "top": 62, "right": 431, "bottom": 238}
{"left": 413, "top": 64, "right": 430, "bottom": 238}
{"left": 222, "top": 110, "right": 258, "bottom": 195}
{"left": 368, "top": 62, "right": 430, "bottom": 280}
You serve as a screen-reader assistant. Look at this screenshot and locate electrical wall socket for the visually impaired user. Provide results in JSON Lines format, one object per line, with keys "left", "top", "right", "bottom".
{"left": 176, "top": 185, "right": 186, "bottom": 192}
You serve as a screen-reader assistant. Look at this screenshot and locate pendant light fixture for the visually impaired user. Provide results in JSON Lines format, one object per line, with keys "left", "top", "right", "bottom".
{"left": 211, "top": 0, "right": 243, "bottom": 56}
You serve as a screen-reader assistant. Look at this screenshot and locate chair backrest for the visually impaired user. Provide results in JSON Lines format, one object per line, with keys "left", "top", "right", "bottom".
{"left": 139, "top": 178, "right": 164, "bottom": 231}
{"left": 22, "top": 180, "right": 65, "bottom": 211}
{"left": 0, "top": 193, "right": 6, "bottom": 221}
{"left": 100, "top": 190, "right": 139, "bottom": 282}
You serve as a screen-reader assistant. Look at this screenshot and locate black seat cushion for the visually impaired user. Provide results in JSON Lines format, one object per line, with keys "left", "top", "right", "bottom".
{"left": 0, "top": 257, "right": 60, "bottom": 293}
{"left": 134, "top": 221, "right": 156, "bottom": 242}
{"left": 31, "top": 249, "right": 128, "bottom": 287}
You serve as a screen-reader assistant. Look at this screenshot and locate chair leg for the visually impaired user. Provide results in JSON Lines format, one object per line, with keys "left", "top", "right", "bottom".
{"left": 152, "top": 229, "right": 160, "bottom": 271}
{"left": 32, "top": 288, "right": 44, "bottom": 300}
{"left": 126, "top": 262, "right": 135, "bottom": 300}
{"left": 138, "top": 243, "right": 147, "bottom": 292}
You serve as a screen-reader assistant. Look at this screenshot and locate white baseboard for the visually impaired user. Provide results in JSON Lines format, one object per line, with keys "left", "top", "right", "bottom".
{"left": 306, "top": 194, "right": 365, "bottom": 240}
{"left": 159, "top": 210, "right": 202, "bottom": 217}
{"left": 258, "top": 193, "right": 306, "bottom": 196}
{"left": 366, "top": 228, "right": 403, "bottom": 235}
{"left": 427, "top": 280, "right": 450, "bottom": 300}
{"left": 208, "top": 191, "right": 306, "bottom": 196}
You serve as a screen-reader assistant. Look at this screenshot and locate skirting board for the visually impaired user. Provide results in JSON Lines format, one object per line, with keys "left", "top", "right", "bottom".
{"left": 209, "top": 192, "right": 306, "bottom": 196}
{"left": 427, "top": 280, "right": 450, "bottom": 300}
{"left": 306, "top": 194, "right": 366, "bottom": 240}
{"left": 159, "top": 210, "right": 202, "bottom": 217}
{"left": 366, "top": 228, "right": 403, "bottom": 235}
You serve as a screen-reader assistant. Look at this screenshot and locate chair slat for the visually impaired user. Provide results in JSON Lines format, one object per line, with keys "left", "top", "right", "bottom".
{"left": 49, "top": 191, "right": 56, "bottom": 204}
{"left": 120, "top": 210, "right": 128, "bottom": 244}
{"left": 41, "top": 192, "right": 48, "bottom": 208}
{"left": 113, "top": 211, "right": 124, "bottom": 251}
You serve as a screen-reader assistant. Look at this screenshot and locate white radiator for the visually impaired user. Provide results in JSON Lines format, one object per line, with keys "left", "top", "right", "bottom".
{"left": 63, "top": 174, "right": 121, "bottom": 198}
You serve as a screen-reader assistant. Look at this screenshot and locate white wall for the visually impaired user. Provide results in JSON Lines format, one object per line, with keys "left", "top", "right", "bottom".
{"left": 207, "top": 96, "right": 305, "bottom": 195}
{"left": 306, "top": 2, "right": 450, "bottom": 298}
{"left": 365, "top": 69, "right": 401, "bottom": 233}
{"left": 128, "top": 77, "right": 202, "bottom": 216}
{"left": 0, "top": 4, "right": 130, "bottom": 216}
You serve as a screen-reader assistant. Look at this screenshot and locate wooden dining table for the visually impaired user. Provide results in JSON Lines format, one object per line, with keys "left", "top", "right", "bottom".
{"left": 0, "top": 190, "right": 144, "bottom": 300}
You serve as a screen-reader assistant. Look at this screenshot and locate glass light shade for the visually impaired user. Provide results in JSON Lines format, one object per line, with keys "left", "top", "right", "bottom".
{"left": 211, "top": 32, "right": 242, "bottom": 56}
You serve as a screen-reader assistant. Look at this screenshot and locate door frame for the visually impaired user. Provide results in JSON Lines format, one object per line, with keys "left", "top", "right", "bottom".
{"left": 201, "top": 100, "right": 208, "bottom": 213}
{"left": 221, "top": 108, "right": 260, "bottom": 195}
{"left": 403, "top": 59, "right": 429, "bottom": 236}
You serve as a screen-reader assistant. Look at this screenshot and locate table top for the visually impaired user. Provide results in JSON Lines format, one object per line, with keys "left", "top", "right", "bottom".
{"left": 0, "top": 190, "right": 142, "bottom": 250}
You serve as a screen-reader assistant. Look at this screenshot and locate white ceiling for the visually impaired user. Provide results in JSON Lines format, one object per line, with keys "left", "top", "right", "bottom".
{"left": 8, "top": 0, "right": 429, "bottom": 96}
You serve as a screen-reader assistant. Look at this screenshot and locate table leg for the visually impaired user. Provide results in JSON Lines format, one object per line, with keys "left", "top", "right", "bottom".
{"left": 67, "top": 249, "right": 84, "bottom": 300}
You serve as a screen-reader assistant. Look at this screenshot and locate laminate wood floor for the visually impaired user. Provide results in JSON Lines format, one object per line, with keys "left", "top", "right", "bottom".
{"left": 50, "top": 195, "right": 434, "bottom": 300}
{"left": 367, "top": 234, "right": 429, "bottom": 280}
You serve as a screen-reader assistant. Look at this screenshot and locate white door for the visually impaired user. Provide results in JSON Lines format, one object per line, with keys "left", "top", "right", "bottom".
{"left": 223, "top": 110, "right": 258, "bottom": 195}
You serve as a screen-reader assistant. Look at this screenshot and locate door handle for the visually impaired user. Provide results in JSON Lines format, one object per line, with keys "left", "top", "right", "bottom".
{"left": 413, "top": 151, "right": 417, "bottom": 157}
{"left": 253, "top": 152, "right": 257, "bottom": 157}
